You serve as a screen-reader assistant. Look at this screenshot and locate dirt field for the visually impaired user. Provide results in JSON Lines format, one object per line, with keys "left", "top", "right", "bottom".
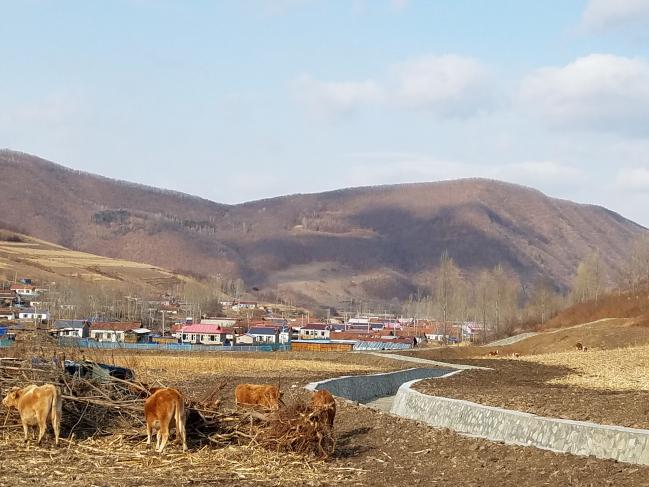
{"left": 3, "top": 349, "right": 649, "bottom": 486}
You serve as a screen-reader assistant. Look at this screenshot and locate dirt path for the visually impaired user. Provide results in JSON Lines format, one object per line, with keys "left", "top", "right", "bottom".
{"left": 362, "top": 351, "right": 489, "bottom": 369}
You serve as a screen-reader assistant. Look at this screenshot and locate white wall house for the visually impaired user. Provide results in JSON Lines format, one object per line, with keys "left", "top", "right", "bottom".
{"left": 0, "top": 309, "right": 16, "bottom": 320}
{"left": 246, "top": 326, "right": 279, "bottom": 344}
{"left": 232, "top": 301, "right": 257, "bottom": 310}
{"left": 89, "top": 322, "right": 142, "bottom": 342}
{"left": 298, "top": 324, "right": 330, "bottom": 340}
{"left": 53, "top": 320, "right": 90, "bottom": 338}
{"left": 18, "top": 309, "right": 49, "bottom": 321}
{"left": 180, "top": 324, "right": 229, "bottom": 345}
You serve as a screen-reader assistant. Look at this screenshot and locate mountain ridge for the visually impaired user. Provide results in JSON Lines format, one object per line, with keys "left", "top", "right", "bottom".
{"left": 1, "top": 149, "right": 644, "bottom": 308}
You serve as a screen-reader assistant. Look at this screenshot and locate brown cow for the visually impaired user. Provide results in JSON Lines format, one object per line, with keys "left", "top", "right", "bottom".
{"left": 487, "top": 350, "right": 499, "bottom": 356}
{"left": 235, "top": 384, "right": 284, "bottom": 410}
{"left": 2, "top": 384, "right": 62, "bottom": 445}
{"left": 310, "top": 389, "right": 336, "bottom": 428}
{"left": 144, "top": 387, "right": 187, "bottom": 453}
{"left": 575, "top": 342, "right": 583, "bottom": 351}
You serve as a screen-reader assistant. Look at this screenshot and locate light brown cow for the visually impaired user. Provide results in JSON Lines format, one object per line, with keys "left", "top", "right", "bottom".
{"left": 235, "top": 384, "right": 284, "bottom": 410}
{"left": 2, "top": 384, "right": 62, "bottom": 445}
{"left": 144, "top": 387, "right": 187, "bottom": 453}
{"left": 310, "top": 389, "right": 336, "bottom": 428}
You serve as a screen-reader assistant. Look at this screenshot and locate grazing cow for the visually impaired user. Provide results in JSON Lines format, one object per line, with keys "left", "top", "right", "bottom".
{"left": 583, "top": 347, "right": 588, "bottom": 352}
{"left": 144, "top": 387, "right": 187, "bottom": 453}
{"left": 2, "top": 384, "right": 62, "bottom": 445}
{"left": 310, "top": 389, "right": 336, "bottom": 428}
{"left": 487, "top": 350, "right": 499, "bottom": 357}
{"left": 575, "top": 342, "right": 583, "bottom": 351}
{"left": 235, "top": 384, "right": 284, "bottom": 410}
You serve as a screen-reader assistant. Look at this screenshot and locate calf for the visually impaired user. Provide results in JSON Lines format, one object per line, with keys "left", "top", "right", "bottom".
{"left": 235, "top": 384, "right": 284, "bottom": 410}
{"left": 144, "top": 387, "right": 187, "bottom": 453}
{"left": 310, "top": 389, "right": 336, "bottom": 428}
{"left": 2, "top": 384, "right": 62, "bottom": 445}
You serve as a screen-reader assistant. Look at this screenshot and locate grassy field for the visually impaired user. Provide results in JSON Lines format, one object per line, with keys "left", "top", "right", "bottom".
{"left": 517, "top": 344, "right": 649, "bottom": 391}
{"left": 74, "top": 349, "right": 404, "bottom": 385}
{"left": 0, "top": 239, "right": 182, "bottom": 285}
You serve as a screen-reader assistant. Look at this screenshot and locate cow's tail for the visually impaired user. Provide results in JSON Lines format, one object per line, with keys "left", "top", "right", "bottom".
{"left": 175, "top": 394, "right": 187, "bottom": 451}
{"left": 51, "top": 386, "right": 62, "bottom": 445}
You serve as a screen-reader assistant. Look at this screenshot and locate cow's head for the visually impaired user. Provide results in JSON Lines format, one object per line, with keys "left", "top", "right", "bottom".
{"left": 2, "top": 386, "right": 23, "bottom": 409}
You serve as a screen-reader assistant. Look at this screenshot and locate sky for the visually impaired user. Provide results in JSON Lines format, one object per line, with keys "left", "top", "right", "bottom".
{"left": 2, "top": 1, "right": 649, "bottom": 225}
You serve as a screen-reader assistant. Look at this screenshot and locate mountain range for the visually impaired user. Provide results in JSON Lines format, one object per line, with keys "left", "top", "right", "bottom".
{"left": 0, "top": 149, "right": 644, "bottom": 308}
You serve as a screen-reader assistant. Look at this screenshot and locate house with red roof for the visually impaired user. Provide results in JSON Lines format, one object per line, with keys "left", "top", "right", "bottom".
{"left": 179, "top": 323, "right": 229, "bottom": 345}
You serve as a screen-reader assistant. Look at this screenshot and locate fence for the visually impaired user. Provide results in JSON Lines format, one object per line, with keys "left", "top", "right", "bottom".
{"left": 57, "top": 338, "right": 291, "bottom": 353}
{"left": 353, "top": 341, "right": 412, "bottom": 351}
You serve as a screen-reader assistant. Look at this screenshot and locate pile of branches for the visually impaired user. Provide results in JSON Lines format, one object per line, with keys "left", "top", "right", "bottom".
{"left": 0, "top": 353, "right": 336, "bottom": 458}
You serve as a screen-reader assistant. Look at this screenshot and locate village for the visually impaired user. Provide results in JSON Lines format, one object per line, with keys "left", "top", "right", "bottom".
{"left": 0, "top": 277, "right": 486, "bottom": 353}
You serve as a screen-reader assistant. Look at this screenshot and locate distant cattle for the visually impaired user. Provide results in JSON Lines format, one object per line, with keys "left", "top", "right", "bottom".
{"left": 487, "top": 350, "right": 499, "bottom": 356}
{"left": 2, "top": 383, "right": 62, "bottom": 445}
{"left": 144, "top": 387, "right": 187, "bottom": 453}
{"left": 310, "top": 389, "right": 336, "bottom": 428}
{"left": 583, "top": 347, "right": 588, "bottom": 352}
{"left": 235, "top": 384, "right": 284, "bottom": 410}
{"left": 575, "top": 342, "right": 583, "bottom": 351}
{"left": 512, "top": 352, "right": 521, "bottom": 358}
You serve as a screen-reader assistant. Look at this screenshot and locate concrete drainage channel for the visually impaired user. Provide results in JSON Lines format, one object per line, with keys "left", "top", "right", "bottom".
{"left": 307, "top": 354, "right": 649, "bottom": 466}
{"left": 305, "top": 366, "right": 456, "bottom": 410}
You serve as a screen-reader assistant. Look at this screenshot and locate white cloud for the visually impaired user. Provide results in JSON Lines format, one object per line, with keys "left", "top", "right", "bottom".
{"left": 519, "top": 54, "right": 649, "bottom": 136}
{"left": 389, "top": 0, "right": 410, "bottom": 12}
{"left": 297, "top": 54, "right": 492, "bottom": 120}
{"left": 616, "top": 167, "right": 649, "bottom": 192}
{"left": 391, "top": 55, "right": 493, "bottom": 117}
{"left": 581, "top": 0, "right": 649, "bottom": 32}
{"left": 296, "top": 75, "right": 384, "bottom": 119}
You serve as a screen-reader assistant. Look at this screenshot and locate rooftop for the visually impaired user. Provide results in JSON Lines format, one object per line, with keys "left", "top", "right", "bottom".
{"left": 180, "top": 323, "right": 228, "bottom": 334}
{"left": 91, "top": 321, "right": 141, "bottom": 331}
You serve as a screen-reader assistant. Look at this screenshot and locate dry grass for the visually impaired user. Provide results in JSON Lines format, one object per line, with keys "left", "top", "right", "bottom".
{"left": 0, "top": 434, "right": 357, "bottom": 486}
{"left": 518, "top": 344, "right": 649, "bottom": 391}
{"left": 99, "top": 352, "right": 381, "bottom": 382}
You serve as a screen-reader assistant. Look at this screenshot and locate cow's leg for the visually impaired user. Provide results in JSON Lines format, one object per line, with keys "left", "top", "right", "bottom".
{"left": 157, "top": 421, "right": 169, "bottom": 453}
{"left": 22, "top": 420, "right": 29, "bottom": 443}
{"left": 36, "top": 411, "right": 47, "bottom": 445}
{"left": 146, "top": 421, "right": 152, "bottom": 448}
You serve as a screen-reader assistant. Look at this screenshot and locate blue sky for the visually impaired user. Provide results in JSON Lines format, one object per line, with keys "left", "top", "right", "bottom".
{"left": 2, "top": 0, "right": 649, "bottom": 225}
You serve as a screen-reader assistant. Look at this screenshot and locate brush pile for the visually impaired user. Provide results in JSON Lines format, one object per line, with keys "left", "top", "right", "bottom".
{"left": 0, "top": 350, "right": 336, "bottom": 459}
